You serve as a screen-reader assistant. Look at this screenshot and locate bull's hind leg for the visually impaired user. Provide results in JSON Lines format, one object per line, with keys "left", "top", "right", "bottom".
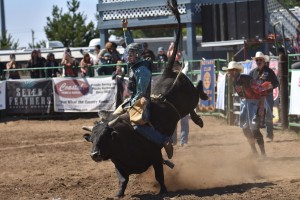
{"left": 115, "top": 168, "right": 129, "bottom": 198}
{"left": 153, "top": 162, "right": 167, "bottom": 195}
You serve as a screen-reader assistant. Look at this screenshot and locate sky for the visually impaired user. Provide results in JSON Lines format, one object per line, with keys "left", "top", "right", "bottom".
{"left": 4, "top": 0, "right": 98, "bottom": 48}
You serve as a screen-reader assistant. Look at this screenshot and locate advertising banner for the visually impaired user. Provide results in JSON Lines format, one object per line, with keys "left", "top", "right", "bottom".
{"left": 289, "top": 70, "right": 300, "bottom": 115}
{"left": 216, "top": 72, "right": 226, "bottom": 110}
{"left": 53, "top": 77, "right": 116, "bottom": 112}
{"left": 199, "top": 60, "right": 215, "bottom": 111}
{"left": 6, "top": 79, "right": 53, "bottom": 114}
{"left": 0, "top": 81, "right": 6, "bottom": 110}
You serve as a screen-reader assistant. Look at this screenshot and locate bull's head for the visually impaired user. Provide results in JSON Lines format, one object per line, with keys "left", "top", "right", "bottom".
{"left": 83, "top": 122, "right": 112, "bottom": 162}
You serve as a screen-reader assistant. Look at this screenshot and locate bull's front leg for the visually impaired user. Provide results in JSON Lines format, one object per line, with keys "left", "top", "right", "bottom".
{"left": 153, "top": 162, "right": 167, "bottom": 195}
{"left": 115, "top": 167, "right": 129, "bottom": 198}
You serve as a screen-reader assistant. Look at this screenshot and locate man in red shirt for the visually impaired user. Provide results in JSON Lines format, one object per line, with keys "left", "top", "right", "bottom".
{"left": 224, "top": 61, "right": 273, "bottom": 158}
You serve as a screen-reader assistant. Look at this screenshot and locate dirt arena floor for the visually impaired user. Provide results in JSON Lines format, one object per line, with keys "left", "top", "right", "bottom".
{"left": 1, "top": 115, "right": 300, "bottom": 200}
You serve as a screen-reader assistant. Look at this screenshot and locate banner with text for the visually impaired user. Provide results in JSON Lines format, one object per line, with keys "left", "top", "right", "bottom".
{"left": 6, "top": 79, "right": 53, "bottom": 114}
{"left": 289, "top": 70, "right": 300, "bottom": 115}
{"left": 53, "top": 77, "right": 116, "bottom": 112}
{"left": 0, "top": 81, "right": 6, "bottom": 110}
{"left": 216, "top": 72, "right": 226, "bottom": 110}
{"left": 199, "top": 60, "right": 215, "bottom": 111}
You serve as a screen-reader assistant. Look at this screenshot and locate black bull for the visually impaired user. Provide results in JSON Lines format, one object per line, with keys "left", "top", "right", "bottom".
{"left": 84, "top": 72, "right": 208, "bottom": 198}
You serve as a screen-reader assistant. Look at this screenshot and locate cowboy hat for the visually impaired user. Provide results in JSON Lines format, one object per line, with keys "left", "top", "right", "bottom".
{"left": 252, "top": 51, "right": 269, "bottom": 62}
{"left": 222, "top": 61, "right": 243, "bottom": 73}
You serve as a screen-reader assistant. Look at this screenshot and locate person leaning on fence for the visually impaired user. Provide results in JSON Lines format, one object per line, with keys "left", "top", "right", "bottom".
{"left": 141, "top": 42, "right": 156, "bottom": 61}
{"left": 0, "top": 59, "right": 5, "bottom": 79}
{"left": 224, "top": 61, "right": 273, "bottom": 158}
{"left": 6, "top": 54, "right": 20, "bottom": 79}
{"left": 27, "top": 49, "right": 45, "bottom": 78}
{"left": 249, "top": 51, "right": 279, "bottom": 142}
{"left": 45, "top": 53, "right": 60, "bottom": 78}
{"left": 61, "top": 48, "right": 78, "bottom": 77}
{"left": 98, "top": 42, "right": 115, "bottom": 75}
{"left": 80, "top": 53, "right": 93, "bottom": 77}
{"left": 155, "top": 47, "right": 168, "bottom": 72}
{"left": 94, "top": 44, "right": 101, "bottom": 65}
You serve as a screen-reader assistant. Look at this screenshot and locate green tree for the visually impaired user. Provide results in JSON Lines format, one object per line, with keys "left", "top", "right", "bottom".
{"left": 28, "top": 40, "right": 47, "bottom": 49}
{"left": 0, "top": 31, "right": 19, "bottom": 50}
{"left": 281, "top": 0, "right": 300, "bottom": 7}
{"left": 44, "top": 0, "right": 98, "bottom": 47}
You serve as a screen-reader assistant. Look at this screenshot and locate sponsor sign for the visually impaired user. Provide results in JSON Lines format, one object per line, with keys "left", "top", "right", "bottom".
{"left": 289, "top": 70, "right": 300, "bottom": 115}
{"left": 216, "top": 72, "right": 226, "bottom": 110}
{"left": 6, "top": 79, "right": 53, "bottom": 114}
{"left": 53, "top": 77, "right": 116, "bottom": 112}
{"left": 0, "top": 81, "right": 6, "bottom": 110}
{"left": 199, "top": 60, "right": 215, "bottom": 111}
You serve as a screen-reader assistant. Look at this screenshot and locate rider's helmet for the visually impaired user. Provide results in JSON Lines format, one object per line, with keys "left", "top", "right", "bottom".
{"left": 126, "top": 43, "right": 143, "bottom": 64}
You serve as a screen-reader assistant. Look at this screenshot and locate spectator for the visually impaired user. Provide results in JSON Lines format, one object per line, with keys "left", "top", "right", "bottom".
{"left": 167, "top": 42, "right": 182, "bottom": 61}
{"left": 172, "top": 61, "right": 190, "bottom": 146}
{"left": 112, "top": 60, "right": 125, "bottom": 80}
{"left": 155, "top": 47, "right": 168, "bottom": 72}
{"left": 249, "top": 52, "right": 279, "bottom": 142}
{"left": 224, "top": 61, "right": 273, "bottom": 158}
{"left": 112, "top": 60, "right": 126, "bottom": 108}
{"left": 0, "top": 59, "right": 5, "bottom": 79}
{"left": 98, "top": 52, "right": 114, "bottom": 75}
{"left": 61, "top": 48, "right": 78, "bottom": 77}
{"left": 44, "top": 53, "right": 60, "bottom": 78}
{"left": 110, "top": 42, "right": 122, "bottom": 64}
{"left": 93, "top": 44, "right": 101, "bottom": 76}
{"left": 98, "top": 42, "right": 115, "bottom": 75}
{"left": 37, "top": 49, "right": 46, "bottom": 64}
{"left": 141, "top": 42, "right": 155, "bottom": 61}
{"left": 27, "top": 49, "right": 45, "bottom": 78}
{"left": 172, "top": 115, "right": 189, "bottom": 146}
{"left": 6, "top": 54, "right": 20, "bottom": 79}
{"left": 80, "top": 53, "right": 93, "bottom": 77}
{"left": 94, "top": 44, "right": 101, "bottom": 65}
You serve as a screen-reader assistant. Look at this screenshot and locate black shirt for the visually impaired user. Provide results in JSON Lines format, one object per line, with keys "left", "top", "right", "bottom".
{"left": 249, "top": 65, "right": 279, "bottom": 94}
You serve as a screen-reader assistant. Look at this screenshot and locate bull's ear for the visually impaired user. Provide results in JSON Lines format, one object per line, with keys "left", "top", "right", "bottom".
{"left": 83, "top": 133, "right": 91, "bottom": 142}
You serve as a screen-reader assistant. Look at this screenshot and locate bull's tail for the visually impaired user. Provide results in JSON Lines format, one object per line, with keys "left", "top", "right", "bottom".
{"left": 164, "top": 0, "right": 181, "bottom": 75}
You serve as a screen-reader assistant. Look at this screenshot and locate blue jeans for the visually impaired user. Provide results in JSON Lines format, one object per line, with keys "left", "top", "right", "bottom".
{"left": 239, "top": 99, "right": 259, "bottom": 131}
{"left": 265, "top": 94, "right": 274, "bottom": 139}
{"left": 133, "top": 125, "right": 167, "bottom": 146}
{"left": 172, "top": 115, "right": 189, "bottom": 145}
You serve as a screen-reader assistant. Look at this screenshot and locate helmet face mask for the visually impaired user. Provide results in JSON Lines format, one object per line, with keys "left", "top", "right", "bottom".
{"left": 126, "top": 43, "right": 143, "bottom": 63}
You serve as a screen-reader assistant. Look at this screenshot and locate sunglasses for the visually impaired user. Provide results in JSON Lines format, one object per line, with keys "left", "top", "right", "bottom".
{"left": 255, "top": 58, "right": 264, "bottom": 62}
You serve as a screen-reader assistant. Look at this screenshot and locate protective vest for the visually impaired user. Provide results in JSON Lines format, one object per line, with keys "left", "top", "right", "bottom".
{"left": 128, "top": 60, "right": 152, "bottom": 99}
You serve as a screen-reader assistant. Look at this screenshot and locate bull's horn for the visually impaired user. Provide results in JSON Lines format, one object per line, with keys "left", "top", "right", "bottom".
{"left": 82, "top": 126, "right": 93, "bottom": 132}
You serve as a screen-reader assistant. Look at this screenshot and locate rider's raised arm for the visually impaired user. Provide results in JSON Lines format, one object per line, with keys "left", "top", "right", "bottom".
{"left": 122, "top": 17, "right": 134, "bottom": 46}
